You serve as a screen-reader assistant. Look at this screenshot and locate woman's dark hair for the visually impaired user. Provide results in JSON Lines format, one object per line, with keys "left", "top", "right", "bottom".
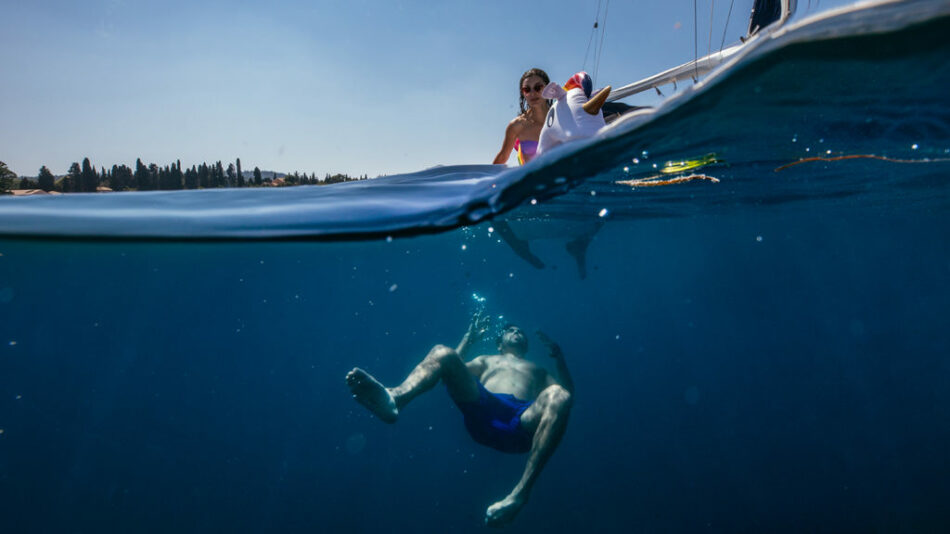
{"left": 519, "top": 68, "right": 550, "bottom": 115}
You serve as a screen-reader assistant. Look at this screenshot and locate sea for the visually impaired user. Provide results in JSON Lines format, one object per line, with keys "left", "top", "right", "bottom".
{"left": 1, "top": 1, "right": 948, "bottom": 532}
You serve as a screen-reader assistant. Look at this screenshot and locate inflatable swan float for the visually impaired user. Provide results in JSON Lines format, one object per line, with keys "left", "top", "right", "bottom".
{"left": 537, "top": 72, "right": 611, "bottom": 156}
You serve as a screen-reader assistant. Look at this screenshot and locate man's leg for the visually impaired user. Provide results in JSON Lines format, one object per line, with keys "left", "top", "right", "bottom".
{"left": 485, "top": 384, "right": 572, "bottom": 527}
{"left": 345, "top": 344, "right": 479, "bottom": 423}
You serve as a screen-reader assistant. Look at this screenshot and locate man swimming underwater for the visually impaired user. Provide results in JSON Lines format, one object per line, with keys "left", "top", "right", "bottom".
{"left": 345, "top": 312, "right": 573, "bottom": 527}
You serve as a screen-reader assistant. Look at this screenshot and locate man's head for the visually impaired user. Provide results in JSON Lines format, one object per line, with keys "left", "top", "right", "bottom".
{"left": 496, "top": 324, "right": 528, "bottom": 357}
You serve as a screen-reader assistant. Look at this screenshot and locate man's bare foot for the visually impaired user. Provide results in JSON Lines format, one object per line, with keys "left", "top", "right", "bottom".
{"left": 485, "top": 493, "right": 526, "bottom": 527}
{"left": 345, "top": 368, "right": 398, "bottom": 423}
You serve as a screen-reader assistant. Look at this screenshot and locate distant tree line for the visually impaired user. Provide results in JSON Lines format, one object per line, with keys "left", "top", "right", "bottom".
{"left": 2, "top": 157, "right": 369, "bottom": 193}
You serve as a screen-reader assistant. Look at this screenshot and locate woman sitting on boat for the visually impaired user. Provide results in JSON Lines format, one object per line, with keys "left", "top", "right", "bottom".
{"left": 492, "top": 68, "right": 551, "bottom": 165}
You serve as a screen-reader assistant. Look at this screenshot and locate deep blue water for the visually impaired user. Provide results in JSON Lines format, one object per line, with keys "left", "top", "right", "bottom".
{"left": 1, "top": 1, "right": 949, "bottom": 532}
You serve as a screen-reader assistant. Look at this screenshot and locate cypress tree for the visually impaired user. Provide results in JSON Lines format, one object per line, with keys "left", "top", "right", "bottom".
{"left": 146, "top": 163, "right": 159, "bottom": 191}
{"left": 81, "top": 157, "right": 97, "bottom": 192}
{"left": 171, "top": 160, "right": 183, "bottom": 190}
{"left": 64, "top": 162, "right": 81, "bottom": 192}
{"left": 134, "top": 158, "right": 148, "bottom": 190}
{"left": 38, "top": 165, "right": 55, "bottom": 191}
{"left": 198, "top": 163, "right": 209, "bottom": 188}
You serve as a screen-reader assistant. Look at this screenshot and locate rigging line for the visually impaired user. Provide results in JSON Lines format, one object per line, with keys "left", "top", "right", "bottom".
{"left": 708, "top": 0, "right": 715, "bottom": 56}
{"left": 720, "top": 0, "right": 735, "bottom": 52}
{"left": 693, "top": 0, "right": 699, "bottom": 80}
{"left": 582, "top": 0, "right": 603, "bottom": 70}
{"left": 594, "top": 0, "right": 610, "bottom": 86}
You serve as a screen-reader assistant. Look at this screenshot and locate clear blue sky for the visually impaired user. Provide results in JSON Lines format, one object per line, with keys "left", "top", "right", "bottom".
{"left": 0, "top": 0, "right": 854, "bottom": 177}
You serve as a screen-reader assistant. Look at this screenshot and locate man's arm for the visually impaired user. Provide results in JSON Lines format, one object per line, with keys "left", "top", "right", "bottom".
{"left": 537, "top": 331, "right": 573, "bottom": 394}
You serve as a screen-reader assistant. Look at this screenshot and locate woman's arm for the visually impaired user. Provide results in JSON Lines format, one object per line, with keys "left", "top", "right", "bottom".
{"left": 492, "top": 120, "right": 520, "bottom": 165}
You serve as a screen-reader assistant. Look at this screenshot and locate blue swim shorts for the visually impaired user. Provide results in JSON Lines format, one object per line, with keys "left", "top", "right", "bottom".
{"left": 453, "top": 381, "right": 534, "bottom": 454}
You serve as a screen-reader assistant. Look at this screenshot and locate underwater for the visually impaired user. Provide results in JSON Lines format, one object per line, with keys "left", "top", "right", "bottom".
{"left": 1, "top": 0, "right": 949, "bottom": 532}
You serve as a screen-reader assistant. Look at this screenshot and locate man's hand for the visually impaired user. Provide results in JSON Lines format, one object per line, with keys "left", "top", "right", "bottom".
{"left": 457, "top": 310, "right": 491, "bottom": 357}
{"left": 538, "top": 329, "right": 573, "bottom": 393}
{"left": 536, "top": 330, "right": 563, "bottom": 359}
{"left": 466, "top": 310, "right": 491, "bottom": 343}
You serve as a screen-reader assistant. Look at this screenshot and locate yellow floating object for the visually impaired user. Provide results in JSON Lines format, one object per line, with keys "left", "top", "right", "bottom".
{"left": 660, "top": 153, "right": 723, "bottom": 174}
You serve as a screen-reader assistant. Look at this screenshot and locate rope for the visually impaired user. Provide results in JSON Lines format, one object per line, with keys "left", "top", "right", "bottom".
{"left": 708, "top": 0, "right": 715, "bottom": 56}
{"left": 774, "top": 154, "right": 950, "bottom": 172}
{"left": 693, "top": 0, "right": 699, "bottom": 80}
{"left": 720, "top": 0, "right": 735, "bottom": 52}
{"left": 582, "top": 0, "right": 602, "bottom": 69}
{"left": 593, "top": 0, "right": 610, "bottom": 86}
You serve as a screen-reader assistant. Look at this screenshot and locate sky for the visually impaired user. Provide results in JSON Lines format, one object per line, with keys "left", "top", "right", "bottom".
{"left": 0, "top": 0, "right": 855, "bottom": 178}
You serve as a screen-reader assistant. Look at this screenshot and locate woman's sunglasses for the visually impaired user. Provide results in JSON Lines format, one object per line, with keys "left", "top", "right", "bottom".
{"left": 521, "top": 83, "right": 545, "bottom": 95}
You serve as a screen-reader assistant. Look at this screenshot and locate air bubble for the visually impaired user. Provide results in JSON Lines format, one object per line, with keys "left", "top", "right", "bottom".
{"left": 386, "top": 236, "right": 393, "bottom": 242}
{"left": 598, "top": 208, "right": 609, "bottom": 218}
{"left": 641, "top": 150, "right": 649, "bottom": 158}
{"left": 623, "top": 166, "right": 629, "bottom": 172}
{"left": 911, "top": 143, "right": 919, "bottom": 150}
{"left": 632, "top": 158, "right": 640, "bottom": 164}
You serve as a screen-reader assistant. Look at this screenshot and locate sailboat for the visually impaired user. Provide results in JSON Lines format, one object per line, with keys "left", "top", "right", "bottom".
{"left": 602, "top": 0, "right": 796, "bottom": 119}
